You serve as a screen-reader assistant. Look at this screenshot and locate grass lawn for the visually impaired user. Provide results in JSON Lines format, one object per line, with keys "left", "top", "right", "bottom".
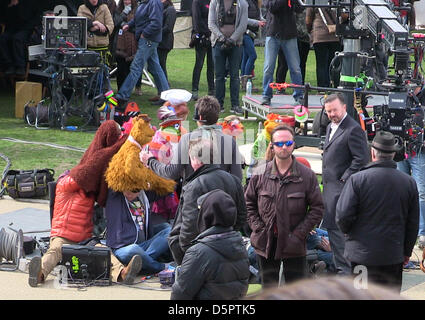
{"left": 0, "top": 46, "right": 318, "bottom": 176}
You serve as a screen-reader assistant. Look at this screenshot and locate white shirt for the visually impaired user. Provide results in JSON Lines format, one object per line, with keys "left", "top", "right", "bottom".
{"left": 329, "top": 113, "right": 347, "bottom": 141}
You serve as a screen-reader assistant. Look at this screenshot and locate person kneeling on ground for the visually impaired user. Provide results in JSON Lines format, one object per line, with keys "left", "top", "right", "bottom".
{"left": 171, "top": 189, "right": 250, "bottom": 300}
{"left": 28, "top": 121, "right": 142, "bottom": 287}
{"left": 104, "top": 188, "right": 174, "bottom": 275}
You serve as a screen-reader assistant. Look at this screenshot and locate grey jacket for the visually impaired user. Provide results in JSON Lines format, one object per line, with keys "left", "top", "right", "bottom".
{"left": 148, "top": 124, "right": 243, "bottom": 183}
{"left": 208, "top": 0, "right": 249, "bottom": 46}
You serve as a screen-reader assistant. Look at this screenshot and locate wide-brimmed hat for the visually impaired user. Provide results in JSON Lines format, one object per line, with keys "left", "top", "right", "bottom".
{"left": 371, "top": 131, "right": 403, "bottom": 153}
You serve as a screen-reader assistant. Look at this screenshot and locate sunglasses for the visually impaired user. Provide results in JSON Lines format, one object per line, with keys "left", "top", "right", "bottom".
{"left": 272, "top": 140, "right": 294, "bottom": 147}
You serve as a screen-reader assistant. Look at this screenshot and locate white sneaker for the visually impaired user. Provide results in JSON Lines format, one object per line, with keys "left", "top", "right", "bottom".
{"left": 418, "top": 235, "right": 425, "bottom": 249}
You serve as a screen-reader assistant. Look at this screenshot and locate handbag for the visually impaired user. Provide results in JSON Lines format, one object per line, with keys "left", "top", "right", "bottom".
{"left": 318, "top": 8, "right": 336, "bottom": 34}
{"left": 5, "top": 169, "right": 55, "bottom": 199}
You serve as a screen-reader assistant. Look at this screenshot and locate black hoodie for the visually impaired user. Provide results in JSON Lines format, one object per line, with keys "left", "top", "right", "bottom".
{"left": 171, "top": 189, "right": 250, "bottom": 300}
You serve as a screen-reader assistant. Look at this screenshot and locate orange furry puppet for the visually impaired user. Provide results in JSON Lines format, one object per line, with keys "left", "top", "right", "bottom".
{"left": 105, "top": 114, "right": 176, "bottom": 195}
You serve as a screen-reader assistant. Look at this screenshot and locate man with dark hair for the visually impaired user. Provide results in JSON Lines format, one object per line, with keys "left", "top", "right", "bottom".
{"left": 167, "top": 138, "right": 247, "bottom": 265}
{"left": 321, "top": 93, "right": 370, "bottom": 275}
{"left": 336, "top": 131, "right": 419, "bottom": 291}
{"left": 141, "top": 95, "right": 243, "bottom": 183}
{"left": 245, "top": 124, "right": 324, "bottom": 288}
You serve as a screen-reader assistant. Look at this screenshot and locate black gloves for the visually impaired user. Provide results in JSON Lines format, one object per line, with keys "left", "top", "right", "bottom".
{"left": 221, "top": 38, "right": 236, "bottom": 49}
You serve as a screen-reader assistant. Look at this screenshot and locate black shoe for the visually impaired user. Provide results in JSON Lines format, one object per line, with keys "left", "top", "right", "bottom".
{"left": 220, "top": 106, "right": 225, "bottom": 113}
{"left": 261, "top": 97, "right": 271, "bottom": 106}
{"left": 151, "top": 99, "right": 166, "bottom": 106}
{"left": 230, "top": 106, "right": 243, "bottom": 115}
{"left": 192, "top": 91, "right": 198, "bottom": 101}
{"left": 116, "top": 99, "right": 128, "bottom": 113}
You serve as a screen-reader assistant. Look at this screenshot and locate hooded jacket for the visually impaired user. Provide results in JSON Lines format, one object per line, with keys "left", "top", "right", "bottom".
{"left": 171, "top": 189, "right": 250, "bottom": 300}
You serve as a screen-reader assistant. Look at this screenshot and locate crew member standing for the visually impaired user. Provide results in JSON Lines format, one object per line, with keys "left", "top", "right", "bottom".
{"left": 336, "top": 131, "right": 419, "bottom": 292}
{"left": 245, "top": 124, "right": 323, "bottom": 288}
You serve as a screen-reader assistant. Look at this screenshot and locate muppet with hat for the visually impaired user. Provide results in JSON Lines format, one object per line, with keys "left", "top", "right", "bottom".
{"left": 146, "top": 89, "right": 191, "bottom": 221}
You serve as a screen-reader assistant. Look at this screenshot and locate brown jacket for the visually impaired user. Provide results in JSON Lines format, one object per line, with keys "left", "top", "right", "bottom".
{"left": 114, "top": 9, "right": 137, "bottom": 61}
{"left": 306, "top": 8, "right": 339, "bottom": 44}
{"left": 78, "top": 3, "right": 114, "bottom": 48}
{"left": 245, "top": 157, "right": 324, "bottom": 259}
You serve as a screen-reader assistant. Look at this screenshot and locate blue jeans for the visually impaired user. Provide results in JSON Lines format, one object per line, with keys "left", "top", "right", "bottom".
{"left": 116, "top": 38, "right": 169, "bottom": 102}
{"left": 241, "top": 34, "right": 257, "bottom": 76}
{"left": 212, "top": 43, "right": 242, "bottom": 109}
{"left": 398, "top": 153, "right": 425, "bottom": 236}
{"left": 306, "top": 228, "right": 337, "bottom": 273}
{"left": 113, "top": 223, "right": 171, "bottom": 274}
{"left": 262, "top": 36, "right": 303, "bottom": 100}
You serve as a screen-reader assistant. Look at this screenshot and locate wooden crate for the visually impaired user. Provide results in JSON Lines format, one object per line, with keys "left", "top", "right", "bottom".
{"left": 15, "top": 81, "right": 42, "bottom": 119}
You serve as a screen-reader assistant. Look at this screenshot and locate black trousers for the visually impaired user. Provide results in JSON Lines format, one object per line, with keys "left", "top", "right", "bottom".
{"left": 157, "top": 48, "right": 170, "bottom": 82}
{"left": 351, "top": 262, "right": 403, "bottom": 292}
{"left": 313, "top": 41, "right": 342, "bottom": 88}
{"left": 276, "top": 40, "right": 310, "bottom": 84}
{"left": 0, "top": 29, "right": 32, "bottom": 69}
{"left": 191, "top": 43, "right": 215, "bottom": 93}
{"left": 116, "top": 56, "right": 131, "bottom": 91}
{"left": 257, "top": 239, "right": 307, "bottom": 289}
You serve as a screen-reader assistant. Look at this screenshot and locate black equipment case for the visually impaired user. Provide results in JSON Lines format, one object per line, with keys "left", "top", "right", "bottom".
{"left": 60, "top": 244, "right": 111, "bottom": 286}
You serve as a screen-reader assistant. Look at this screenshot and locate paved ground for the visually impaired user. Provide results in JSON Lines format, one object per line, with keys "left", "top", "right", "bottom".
{"left": 1, "top": 146, "right": 424, "bottom": 300}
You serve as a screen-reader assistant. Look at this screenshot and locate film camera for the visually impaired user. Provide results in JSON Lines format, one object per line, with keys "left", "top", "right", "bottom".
{"left": 368, "top": 91, "right": 425, "bottom": 159}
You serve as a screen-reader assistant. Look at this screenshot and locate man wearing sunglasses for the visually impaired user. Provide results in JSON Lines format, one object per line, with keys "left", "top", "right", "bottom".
{"left": 245, "top": 124, "right": 324, "bottom": 288}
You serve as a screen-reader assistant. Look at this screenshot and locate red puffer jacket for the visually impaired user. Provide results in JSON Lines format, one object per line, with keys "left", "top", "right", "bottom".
{"left": 50, "top": 175, "right": 95, "bottom": 242}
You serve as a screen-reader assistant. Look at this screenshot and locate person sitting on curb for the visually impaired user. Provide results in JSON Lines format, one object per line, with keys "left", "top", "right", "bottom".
{"left": 171, "top": 189, "right": 250, "bottom": 300}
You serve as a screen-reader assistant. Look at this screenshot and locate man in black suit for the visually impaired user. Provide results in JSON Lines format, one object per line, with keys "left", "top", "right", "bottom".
{"left": 321, "top": 93, "right": 369, "bottom": 275}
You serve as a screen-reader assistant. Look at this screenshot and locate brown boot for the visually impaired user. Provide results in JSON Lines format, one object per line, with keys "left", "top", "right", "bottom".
{"left": 28, "top": 257, "right": 43, "bottom": 287}
{"left": 148, "top": 95, "right": 160, "bottom": 102}
{"left": 120, "top": 255, "right": 142, "bottom": 285}
{"left": 240, "top": 75, "right": 248, "bottom": 91}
